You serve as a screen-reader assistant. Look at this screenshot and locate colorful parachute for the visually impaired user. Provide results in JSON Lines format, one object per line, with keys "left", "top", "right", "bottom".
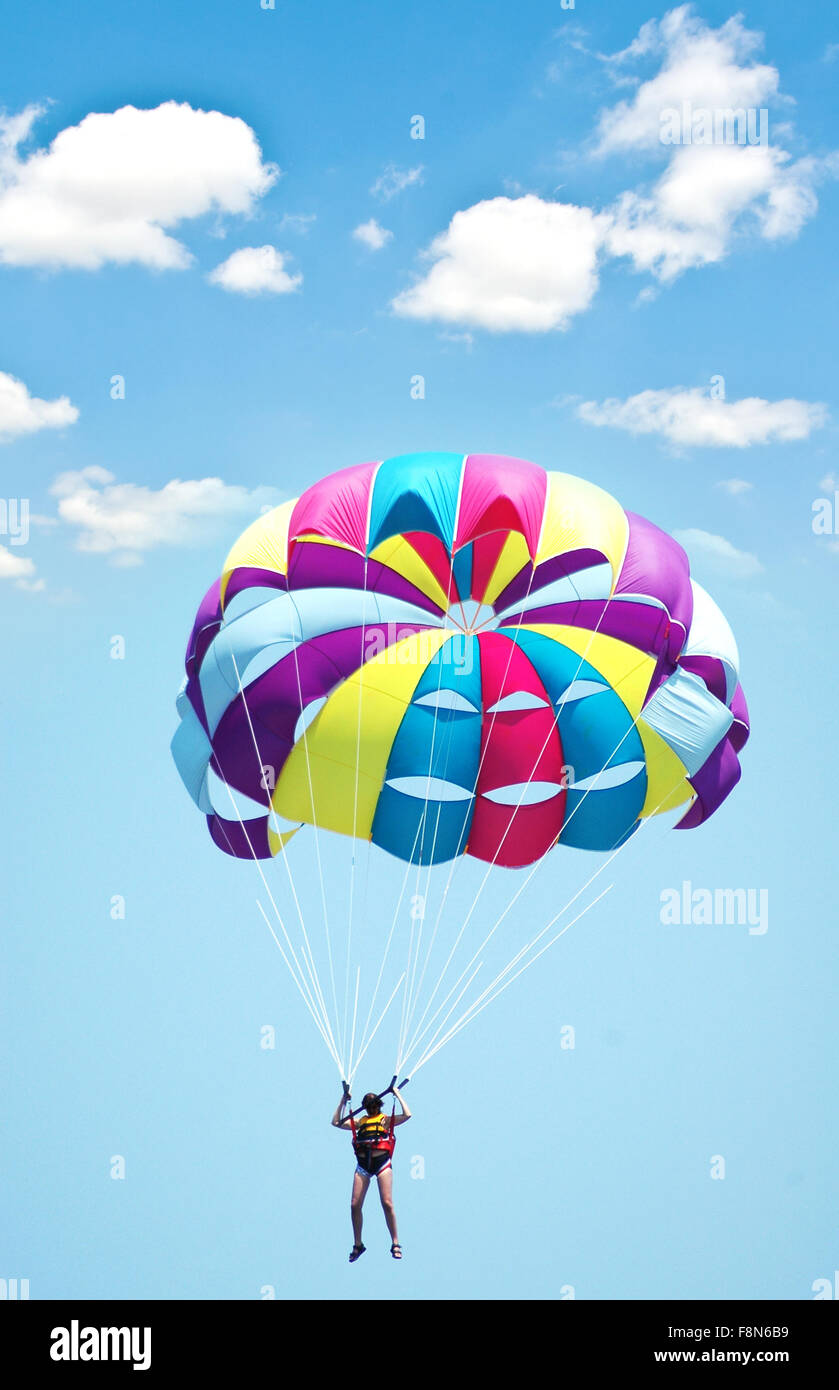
{"left": 172, "top": 452, "right": 749, "bottom": 870}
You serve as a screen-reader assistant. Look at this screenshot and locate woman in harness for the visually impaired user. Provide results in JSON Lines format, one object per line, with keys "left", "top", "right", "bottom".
{"left": 331, "top": 1082, "right": 411, "bottom": 1263}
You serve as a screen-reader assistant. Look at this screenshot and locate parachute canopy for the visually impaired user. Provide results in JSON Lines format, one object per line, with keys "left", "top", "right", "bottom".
{"left": 172, "top": 452, "right": 749, "bottom": 870}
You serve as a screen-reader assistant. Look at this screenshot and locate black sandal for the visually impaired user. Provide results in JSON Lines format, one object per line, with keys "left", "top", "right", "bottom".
{"left": 391, "top": 1243, "right": 402, "bottom": 1260}
{"left": 349, "top": 1243, "right": 366, "bottom": 1263}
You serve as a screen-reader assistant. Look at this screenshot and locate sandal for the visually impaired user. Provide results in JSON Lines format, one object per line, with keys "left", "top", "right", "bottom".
{"left": 391, "top": 1243, "right": 403, "bottom": 1260}
{"left": 349, "top": 1243, "right": 366, "bottom": 1263}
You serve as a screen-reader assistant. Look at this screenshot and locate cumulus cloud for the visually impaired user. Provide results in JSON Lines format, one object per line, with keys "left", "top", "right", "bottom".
{"left": 0, "top": 543, "right": 41, "bottom": 587}
{"left": 603, "top": 143, "right": 824, "bottom": 280}
{"left": 353, "top": 218, "right": 393, "bottom": 251}
{"left": 0, "top": 369, "right": 79, "bottom": 443}
{"left": 393, "top": 8, "right": 834, "bottom": 330}
{"left": 577, "top": 385, "right": 828, "bottom": 447}
{"left": 594, "top": 9, "right": 778, "bottom": 155}
{"left": 207, "top": 244, "right": 301, "bottom": 295}
{"left": 0, "top": 101, "right": 278, "bottom": 270}
{"left": 392, "top": 195, "right": 605, "bottom": 332}
{"left": 371, "top": 164, "right": 424, "bottom": 201}
{"left": 673, "top": 527, "right": 763, "bottom": 579}
{"left": 594, "top": 8, "right": 831, "bottom": 280}
{"left": 50, "top": 467, "right": 281, "bottom": 565}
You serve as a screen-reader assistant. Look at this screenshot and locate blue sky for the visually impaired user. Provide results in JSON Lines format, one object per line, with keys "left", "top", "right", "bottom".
{"left": 2, "top": 1, "right": 838, "bottom": 1300}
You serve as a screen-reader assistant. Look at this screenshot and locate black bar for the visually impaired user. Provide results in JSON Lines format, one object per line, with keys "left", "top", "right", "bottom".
{"left": 4, "top": 1299, "right": 833, "bottom": 1375}
{"left": 341, "top": 1075, "right": 410, "bottom": 1121}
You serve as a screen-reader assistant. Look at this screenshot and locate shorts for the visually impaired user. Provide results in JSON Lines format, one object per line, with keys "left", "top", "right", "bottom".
{"left": 354, "top": 1150, "right": 393, "bottom": 1180}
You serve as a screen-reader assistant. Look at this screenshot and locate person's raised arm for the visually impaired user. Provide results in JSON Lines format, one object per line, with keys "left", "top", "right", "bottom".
{"left": 392, "top": 1084, "right": 411, "bottom": 1125}
{"left": 331, "top": 1090, "right": 353, "bottom": 1129}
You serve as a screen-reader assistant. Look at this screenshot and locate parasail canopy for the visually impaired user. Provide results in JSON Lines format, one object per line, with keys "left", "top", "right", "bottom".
{"left": 171, "top": 453, "right": 749, "bottom": 1080}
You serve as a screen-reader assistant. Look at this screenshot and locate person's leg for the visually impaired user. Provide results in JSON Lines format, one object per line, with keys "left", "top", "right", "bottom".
{"left": 351, "top": 1171, "right": 369, "bottom": 1248}
{"left": 377, "top": 1167, "right": 400, "bottom": 1249}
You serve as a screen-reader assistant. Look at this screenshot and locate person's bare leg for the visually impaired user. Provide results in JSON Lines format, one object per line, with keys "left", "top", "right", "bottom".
{"left": 351, "top": 1171, "right": 369, "bottom": 1248}
{"left": 377, "top": 1168, "right": 400, "bottom": 1249}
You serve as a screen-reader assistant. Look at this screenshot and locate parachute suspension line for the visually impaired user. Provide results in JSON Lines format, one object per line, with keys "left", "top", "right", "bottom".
{"left": 229, "top": 650, "right": 344, "bottom": 1073}
{"left": 427, "top": 694, "right": 643, "bottom": 1027}
{"left": 348, "top": 813, "right": 426, "bottom": 1080}
{"left": 397, "top": 633, "right": 455, "bottom": 1060}
{"left": 409, "top": 782, "right": 689, "bottom": 1075}
{"left": 212, "top": 768, "right": 344, "bottom": 1074}
{"left": 348, "top": 971, "right": 407, "bottom": 1086}
{"left": 402, "top": 557, "right": 540, "bottom": 1053}
{"left": 288, "top": 611, "right": 344, "bottom": 1067}
{"left": 399, "top": 722, "right": 465, "bottom": 1066}
{"left": 400, "top": 692, "right": 655, "bottom": 1072}
{"left": 210, "top": 813, "right": 327, "bottom": 1044}
{"left": 403, "top": 564, "right": 614, "bottom": 1059}
{"left": 354, "top": 777, "right": 376, "bottom": 1071}
{"left": 400, "top": 829, "right": 620, "bottom": 1072}
{"left": 229, "top": 647, "right": 337, "bottom": 1023}
{"left": 401, "top": 959, "right": 485, "bottom": 1078}
{"left": 410, "top": 884, "right": 615, "bottom": 1076}
{"left": 343, "top": 554, "right": 371, "bottom": 1070}
{"left": 395, "top": 857, "right": 422, "bottom": 1070}
{"left": 212, "top": 736, "right": 331, "bottom": 1043}
{"left": 359, "top": 826, "right": 374, "bottom": 1001}
{"left": 256, "top": 902, "right": 344, "bottom": 1073}
{"left": 398, "top": 687, "right": 461, "bottom": 1067}
{"left": 347, "top": 965, "right": 362, "bottom": 1086}
{"left": 394, "top": 561, "right": 457, "bottom": 1072}
{"left": 404, "top": 770, "right": 695, "bottom": 1076}
{"left": 401, "top": 827, "right": 630, "bottom": 1072}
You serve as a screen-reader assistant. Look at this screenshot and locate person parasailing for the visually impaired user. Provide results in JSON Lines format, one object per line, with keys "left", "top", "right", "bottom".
{"left": 332, "top": 1077, "right": 411, "bottom": 1262}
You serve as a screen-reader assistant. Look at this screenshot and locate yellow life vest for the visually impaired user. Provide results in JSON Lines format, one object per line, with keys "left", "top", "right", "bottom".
{"left": 354, "top": 1111, "right": 392, "bottom": 1148}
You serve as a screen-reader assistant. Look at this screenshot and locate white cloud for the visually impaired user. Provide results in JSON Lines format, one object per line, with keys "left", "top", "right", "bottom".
{"left": 392, "top": 195, "right": 605, "bottom": 332}
{"left": 50, "top": 467, "right": 281, "bottom": 564}
{"left": 603, "top": 144, "right": 824, "bottom": 280}
{"left": 0, "top": 102, "right": 278, "bottom": 270}
{"left": 601, "top": 17, "right": 663, "bottom": 67}
{"left": 0, "top": 544, "right": 35, "bottom": 578}
{"left": 716, "top": 478, "right": 753, "bottom": 495}
{"left": 0, "top": 369, "right": 79, "bottom": 443}
{"left": 0, "top": 543, "right": 43, "bottom": 590}
{"left": 819, "top": 473, "right": 837, "bottom": 492}
{"left": 353, "top": 218, "right": 393, "bottom": 251}
{"left": 673, "top": 527, "right": 763, "bottom": 579}
{"left": 208, "top": 245, "right": 301, "bottom": 295}
{"left": 393, "top": 8, "right": 835, "bottom": 331}
{"left": 593, "top": 8, "right": 831, "bottom": 280}
{"left": 594, "top": 9, "right": 777, "bottom": 155}
{"left": 371, "top": 164, "right": 424, "bottom": 201}
{"left": 577, "top": 386, "right": 828, "bottom": 447}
